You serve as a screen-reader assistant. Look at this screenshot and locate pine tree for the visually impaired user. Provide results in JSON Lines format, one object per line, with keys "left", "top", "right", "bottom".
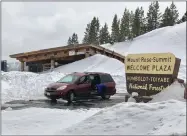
{"left": 147, "top": 1, "right": 161, "bottom": 31}
{"left": 169, "top": 1, "right": 179, "bottom": 25}
{"left": 147, "top": 3, "right": 154, "bottom": 31}
{"left": 82, "top": 23, "right": 91, "bottom": 44}
{"left": 67, "top": 37, "right": 72, "bottom": 45}
{"left": 181, "top": 11, "right": 187, "bottom": 22}
{"left": 71, "top": 33, "right": 79, "bottom": 45}
{"left": 132, "top": 7, "right": 141, "bottom": 37}
{"left": 88, "top": 17, "right": 100, "bottom": 45}
{"left": 128, "top": 11, "right": 134, "bottom": 40}
{"left": 67, "top": 33, "right": 79, "bottom": 45}
{"left": 161, "top": 2, "right": 179, "bottom": 27}
{"left": 120, "top": 8, "right": 130, "bottom": 41}
{"left": 153, "top": 1, "right": 162, "bottom": 29}
{"left": 161, "top": 7, "right": 171, "bottom": 27}
{"left": 95, "top": 17, "right": 100, "bottom": 44}
{"left": 111, "top": 14, "right": 120, "bottom": 43}
{"left": 99, "top": 23, "right": 111, "bottom": 44}
{"left": 139, "top": 7, "right": 147, "bottom": 35}
{"left": 181, "top": 11, "right": 187, "bottom": 23}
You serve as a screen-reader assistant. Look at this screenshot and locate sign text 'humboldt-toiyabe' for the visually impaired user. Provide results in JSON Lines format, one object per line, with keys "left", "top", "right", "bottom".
{"left": 125, "top": 53, "right": 181, "bottom": 96}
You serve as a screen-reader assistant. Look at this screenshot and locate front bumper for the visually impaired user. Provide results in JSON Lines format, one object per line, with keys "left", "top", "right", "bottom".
{"left": 44, "top": 90, "right": 62, "bottom": 99}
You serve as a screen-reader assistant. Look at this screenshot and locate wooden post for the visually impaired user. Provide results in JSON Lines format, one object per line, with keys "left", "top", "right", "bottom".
{"left": 21, "top": 61, "right": 24, "bottom": 71}
{"left": 85, "top": 52, "right": 90, "bottom": 58}
{"left": 51, "top": 59, "right": 55, "bottom": 70}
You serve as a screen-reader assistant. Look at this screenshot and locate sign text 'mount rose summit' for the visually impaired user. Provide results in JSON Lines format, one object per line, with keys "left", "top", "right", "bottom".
{"left": 125, "top": 53, "right": 181, "bottom": 96}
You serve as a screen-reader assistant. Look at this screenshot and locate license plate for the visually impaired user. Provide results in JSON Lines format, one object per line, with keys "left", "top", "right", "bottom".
{"left": 46, "top": 92, "right": 50, "bottom": 96}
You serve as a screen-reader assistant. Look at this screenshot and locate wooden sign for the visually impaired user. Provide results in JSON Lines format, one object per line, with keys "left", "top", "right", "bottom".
{"left": 125, "top": 53, "right": 181, "bottom": 96}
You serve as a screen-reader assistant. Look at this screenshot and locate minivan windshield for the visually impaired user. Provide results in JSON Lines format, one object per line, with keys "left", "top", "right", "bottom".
{"left": 57, "top": 74, "right": 79, "bottom": 83}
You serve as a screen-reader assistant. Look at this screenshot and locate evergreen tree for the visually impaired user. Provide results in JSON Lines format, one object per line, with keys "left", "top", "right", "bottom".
{"left": 88, "top": 17, "right": 100, "bottom": 45}
{"left": 178, "top": 11, "right": 187, "bottom": 23}
{"left": 147, "top": 3, "right": 154, "bottom": 31}
{"left": 99, "top": 23, "right": 111, "bottom": 44}
{"left": 139, "top": 7, "right": 147, "bottom": 35}
{"left": 181, "top": 11, "right": 187, "bottom": 22}
{"left": 111, "top": 14, "right": 120, "bottom": 43}
{"left": 71, "top": 33, "right": 79, "bottom": 45}
{"left": 82, "top": 23, "right": 91, "bottom": 44}
{"left": 161, "top": 7, "right": 171, "bottom": 27}
{"left": 120, "top": 8, "right": 130, "bottom": 41}
{"left": 132, "top": 7, "right": 141, "bottom": 37}
{"left": 153, "top": 1, "right": 162, "bottom": 29}
{"left": 147, "top": 1, "right": 161, "bottom": 31}
{"left": 67, "top": 37, "right": 72, "bottom": 45}
{"left": 169, "top": 1, "right": 179, "bottom": 25}
{"left": 161, "top": 2, "right": 179, "bottom": 27}
{"left": 96, "top": 17, "right": 100, "bottom": 44}
{"left": 128, "top": 11, "right": 134, "bottom": 40}
{"left": 67, "top": 33, "right": 79, "bottom": 45}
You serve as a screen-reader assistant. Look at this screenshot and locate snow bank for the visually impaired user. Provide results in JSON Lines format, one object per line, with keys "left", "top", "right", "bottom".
{"left": 127, "top": 23, "right": 186, "bottom": 61}
{"left": 59, "top": 100, "right": 186, "bottom": 135}
{"left": 150, "top": 81, "right": 186, "bottom": 103}
{"left": 51, "top": 54, "right": 125, "bottom": 76}
{"left": 100, "top": 41, "right": 131, "bottom": 55}
{"left": 1, "top": 70, "right": 126, "bottom": 104}
{"left": 1, "top": 71, "right": 65, "bottom": 104}
{"left": 2, "top": 107, "right": 100, "bottom": 135}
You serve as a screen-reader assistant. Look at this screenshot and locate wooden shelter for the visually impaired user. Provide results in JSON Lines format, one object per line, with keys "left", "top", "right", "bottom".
{"left": 10, "top": 44, "right": 125, "bottom": 72}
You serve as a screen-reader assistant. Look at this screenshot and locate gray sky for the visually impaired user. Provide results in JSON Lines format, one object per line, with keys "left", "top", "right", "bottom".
{"left": 2, "top": 2, "right": 186, "bottom": 61}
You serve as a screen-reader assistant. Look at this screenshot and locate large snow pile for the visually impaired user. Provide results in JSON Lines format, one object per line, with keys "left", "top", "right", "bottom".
{"left": 1, "top": 71, "right": 65, "bottom": 104}
{"left": 127, "top": 23, "right": 186, "bottom": 62}
{"left": 2, "top": 107, "right": 100, "bottom": 135}
{"left": 51, "top": 54, "right": 125, "bottom": 76}
{"left": 150, "top": 81, "right": 186, "bottom": 103}
{"left": 58, "top": 100, "right": 186, "bottom": 135}
{"left": 100, "top": 42, "right": 131, "bottom": 55}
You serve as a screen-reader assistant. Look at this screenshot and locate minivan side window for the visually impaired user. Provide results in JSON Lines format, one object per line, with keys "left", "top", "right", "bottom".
{"left": 79, "top": 76, "right": 90, "bottom": 84}
{"left": 100, "top": 74, "right": 114, "bottom": 83}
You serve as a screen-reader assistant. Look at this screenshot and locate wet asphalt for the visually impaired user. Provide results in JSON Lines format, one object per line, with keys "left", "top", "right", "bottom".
{"left": 1, "top": 93, "right": 127, "bottom": 111}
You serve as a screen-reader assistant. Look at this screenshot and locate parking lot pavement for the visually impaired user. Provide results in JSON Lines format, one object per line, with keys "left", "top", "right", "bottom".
{"left": 1, "top": 93, "right": 127, "bottom": 111}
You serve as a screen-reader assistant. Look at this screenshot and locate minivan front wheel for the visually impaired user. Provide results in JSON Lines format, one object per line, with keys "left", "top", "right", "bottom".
{"left": 67, "top": 91, "right": 75, "bottom": 103}
{"left": 101, "top": 94, "right": 111, "bottom": 100}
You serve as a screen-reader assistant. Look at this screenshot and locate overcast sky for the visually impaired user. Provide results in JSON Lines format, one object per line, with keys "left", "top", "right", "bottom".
{"left": 2, "top": 2, "right": 186, "bottom": 61}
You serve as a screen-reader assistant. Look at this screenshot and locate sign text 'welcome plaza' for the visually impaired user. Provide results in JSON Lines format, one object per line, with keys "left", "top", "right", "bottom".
{"left": 125, "top": 53, "right": 181, "bottom": 96}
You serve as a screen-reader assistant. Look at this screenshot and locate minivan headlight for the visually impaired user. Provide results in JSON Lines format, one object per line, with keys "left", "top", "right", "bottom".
{"left": 57, "top": 86, "right": 67, "bottom": 91}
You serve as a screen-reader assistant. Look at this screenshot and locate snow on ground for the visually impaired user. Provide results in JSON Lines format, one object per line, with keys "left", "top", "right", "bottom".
{"left": 57, "top": 100, "right": 186, "bottom": 135}
{"left": 150, "top": 81, "right": 186, "bottom": 103}
{"left": 100, "top": 42, "right": 131, "bottom": 55}
{"left": 2, "top": 107, "right": 100, "bottom": 135}
{"left": 127, "top": 22, "right": 186, "bottom": 62}
{"left": 1, "top": 71, "right": 65, "bottom": 104}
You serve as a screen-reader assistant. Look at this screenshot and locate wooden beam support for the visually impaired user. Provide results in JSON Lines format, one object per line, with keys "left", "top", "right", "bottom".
{"left": 50, "top": 59, "right": 55, "bottom": 70}
{"left": 21, "top": 61, "right": 24, "bottom": 71}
